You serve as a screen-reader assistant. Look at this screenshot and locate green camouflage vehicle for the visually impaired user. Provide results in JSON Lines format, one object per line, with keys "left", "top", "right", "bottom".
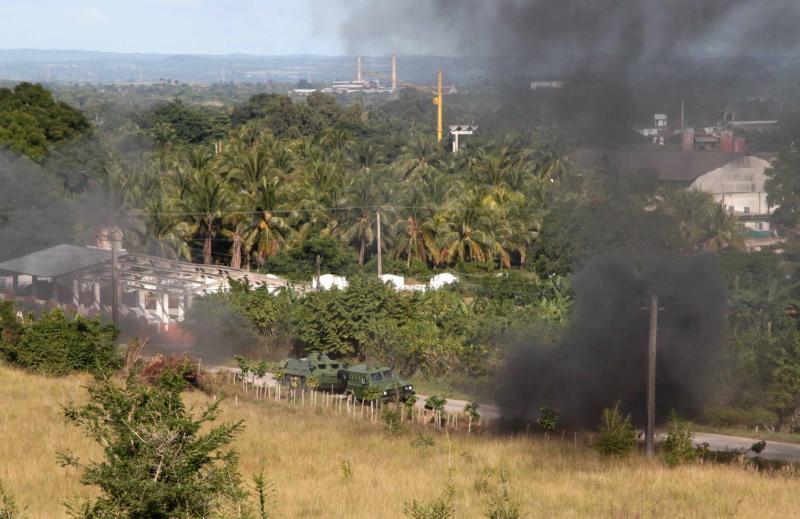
{"left": 276, "top": 353, "right": 344, "bottom": 390}
{"left": 339, "top": 365, "right": 415, "bottom": 402}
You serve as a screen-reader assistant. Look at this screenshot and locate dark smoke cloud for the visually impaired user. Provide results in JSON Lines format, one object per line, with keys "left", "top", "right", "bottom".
{"left": 495, "top": 255, "right": 727, "bottom": 427}
{"left": 337, "top": 0, "right": 800, "bottom": 75}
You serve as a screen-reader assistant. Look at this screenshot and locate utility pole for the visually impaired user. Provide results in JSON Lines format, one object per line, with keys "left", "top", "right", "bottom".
{"left": 646, "top": 290, "right": 659, "bottom": 459}
{"left": 435, "top": 70, "right": 443, "bottom": 142}
{"left": 109, "top": 227, "right": 123, "bottom": 331}
{"left": 681, "top": 100, "right": 685, "bottom": 131}
{"left": 376, "top": 208, "right": 383, "bottom": 277}
{"left": 315, "top": 254, "right": 321, "bottom": 291}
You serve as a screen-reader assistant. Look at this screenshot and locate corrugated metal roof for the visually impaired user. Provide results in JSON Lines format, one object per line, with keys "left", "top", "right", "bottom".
{"left": 570, "top": 148, "right": 743, "bottom": 183}
{"left": 0, "top": 244, "right": 112, "bottom": 278}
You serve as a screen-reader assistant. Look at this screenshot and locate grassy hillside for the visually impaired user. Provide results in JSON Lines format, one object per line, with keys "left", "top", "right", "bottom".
{"left": 2, "top": 365, "right": 800, "bottom": 518}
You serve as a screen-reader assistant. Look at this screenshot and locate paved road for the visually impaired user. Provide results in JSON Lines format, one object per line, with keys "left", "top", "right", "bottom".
{"left": 692, "top": 432, "right": 800, "bottom": 462}
{"left": 213, "top": 367, "right": 800, "bottom": 462}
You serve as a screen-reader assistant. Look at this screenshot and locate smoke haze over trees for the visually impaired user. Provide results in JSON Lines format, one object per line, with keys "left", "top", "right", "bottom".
{"left": 337, "top": 0, "right": 800, "bottom": 76}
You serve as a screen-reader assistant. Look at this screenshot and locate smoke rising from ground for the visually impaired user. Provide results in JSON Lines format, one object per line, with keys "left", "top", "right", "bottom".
{"left": 495, "top": 255, "right": 727, "bottom": 427}
{"left": 337, "top": 0, "right": 800, "bottom": 76}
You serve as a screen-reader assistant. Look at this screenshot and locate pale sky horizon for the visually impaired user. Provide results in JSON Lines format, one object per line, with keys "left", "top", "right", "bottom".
{"left": 0, "top": 1, "right": 355, "bottom": 56}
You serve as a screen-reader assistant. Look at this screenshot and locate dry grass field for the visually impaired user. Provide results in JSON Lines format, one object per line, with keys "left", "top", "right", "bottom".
{"left": 2, "top": 364, "right": 800, "bottom": 518}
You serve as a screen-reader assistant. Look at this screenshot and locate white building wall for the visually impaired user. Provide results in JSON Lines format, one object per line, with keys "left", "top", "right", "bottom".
{"left": 689, "top": 156, "right": 774, "bottom": 231}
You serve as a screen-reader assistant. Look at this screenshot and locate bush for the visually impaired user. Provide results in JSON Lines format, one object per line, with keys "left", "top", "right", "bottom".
{"left": 594, "top": 402, "right": 638, "bottom": 457}
{"left": 382, "top": 407, "right": 403, "bottom": 435}
{"left": 138, "top": 353, "right": 200, "bottom": 388}
{"left": 536, "top": 407, "right": 559, "bottom": 432}
{"left": 484, "top": 468, "right": 522, "bottom": 519}
{"left": 60, "top": 368, "right": 246, "bottom": 518}
{"left": 403, "top": 482, "right": 456, "bottom": 519}
{"left": 661, "top": 411, "right": 699, "bottom": 466}
{"left": 0, "top": 307, "right": 119, "bottom": 376}
{"left": 424, "top": 395, "right": 447, "bottom": 412}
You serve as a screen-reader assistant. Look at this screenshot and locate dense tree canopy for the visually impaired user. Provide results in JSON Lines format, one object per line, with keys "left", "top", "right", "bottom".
{"left": 0, "top": 83, "right": 90, "bottom": 161}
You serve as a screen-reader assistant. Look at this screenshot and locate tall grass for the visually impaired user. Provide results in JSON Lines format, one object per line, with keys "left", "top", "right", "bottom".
{"left": 1, "top": 364, "right": 799, "bottom": 518}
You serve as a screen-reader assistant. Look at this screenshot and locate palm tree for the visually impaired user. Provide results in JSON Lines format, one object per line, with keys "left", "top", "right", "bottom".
{"left": 704, "top": 202, "right": 745, "bottom": 252}
{"left": 180, "top": 168, "right": 233, "bottom": 265}
{"left": 438, "top": 188, "right": 510, "bottom": 267}
{"left": 661, "top": 188, "right": 716, "bottom": 251}
{"left": 398, "top": 134, "right": 440, "bottom": 179}
{"left": 239, "top": 176, "right": 293, "bottom": 266}
{"left": 339, "top": 168, "right": 395, "bottom": 265}
{"left": 228, "top": 146, "right": 272, "bottom": 189}
{"left": 394, "top": 215, "right": 439, "bottom": 267}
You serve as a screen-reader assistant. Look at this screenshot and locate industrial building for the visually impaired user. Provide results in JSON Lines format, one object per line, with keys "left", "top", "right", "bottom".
{"left": 570, "top": 146, "right": 777, "bottom": 249}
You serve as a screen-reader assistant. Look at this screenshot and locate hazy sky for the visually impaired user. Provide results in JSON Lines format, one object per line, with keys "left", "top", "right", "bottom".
{"left": 0, "top": 0, "right": 349, "bottom": 55}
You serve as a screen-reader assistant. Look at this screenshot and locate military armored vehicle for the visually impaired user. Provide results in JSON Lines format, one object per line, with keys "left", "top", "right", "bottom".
{"left": 338, "top": 365, "right": 415, "bottom": 401}
{"left": 276, "top": 353, "right": 344, "bottom": 390}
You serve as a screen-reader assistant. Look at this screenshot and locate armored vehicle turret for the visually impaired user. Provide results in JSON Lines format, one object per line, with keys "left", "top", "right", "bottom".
{"left": 338, "top": 365, "right": 415, "bottom": 402}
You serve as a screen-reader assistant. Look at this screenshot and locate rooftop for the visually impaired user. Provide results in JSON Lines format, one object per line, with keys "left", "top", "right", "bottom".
{"left": 0, "top": 244, "right": 113, "bottom": 278}
{"left": 570, "top": 147, "right": 746, "bottom": 183}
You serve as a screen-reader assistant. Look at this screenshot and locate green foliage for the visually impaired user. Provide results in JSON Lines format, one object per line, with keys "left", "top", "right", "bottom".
{"left": 139, "top": 98, "right": 227, "bottom": 145}
{"left": 265, "top": 236, "right": 355, "bottom": 279}
{"left": 463, "top": 402, "right": 481, "bottom": 422}
{"left": 61, "top": 369, "right": 246, "bottom": 518}
{"left": 252, "top": 470, "right": 276, "bottom": 519}
{"left": 594, "top": 402, "right": 638, "bottom": 458}
{"left": 411, "top": 433, "right": 435, "bottom": 452}
{"left": 234, "top": 354, "right": 251, "bottom": 376}
{"left": 0, "top": 307, "right": 119, "bottom": 376}
{"left": 424, "top": 395, "right": 447, "bottom": 412}
{"left": 481, "top": 468, "right": 522, "bottom": 519}
{"left": 292, "top": 274, "right": 411, "bottom": 357}
{"left": 231, "top": 92, "right": 362, "bottom": 139}
{"left": 661, "top": 411, "right": 699, "bottom": 466}
{"left": 381, "top": 407, "right": 403, "bottom": 435}
{"left": 403, "top": 482, "right": 456, "bottom": 519}
{"left": 0, "top": 83, "right": 89, "bottom": 161}
{"left": 765, "top": 151, "right": 800, "bottom": 235}
{"left": 0, "top": 480, "right": 22, "bottom": 519}
{"left": 536, "top": 407, "right": 559, "bottom": 432}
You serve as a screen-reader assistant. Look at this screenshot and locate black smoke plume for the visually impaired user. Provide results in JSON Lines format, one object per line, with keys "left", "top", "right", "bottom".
{"left": 495, "top": 255, "right": 727, "bottom": 427}
{"left": 338, "top": 0, "right": 800, "bottom": 76}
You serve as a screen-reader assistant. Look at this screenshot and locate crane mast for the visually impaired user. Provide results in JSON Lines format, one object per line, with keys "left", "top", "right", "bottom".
{"left": 366, "top": 69, "right": 444, "bottom": 142}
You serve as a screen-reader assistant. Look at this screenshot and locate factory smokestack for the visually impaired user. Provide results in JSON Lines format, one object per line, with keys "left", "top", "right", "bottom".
{"left": 357, "top": 55, "right": 362, "bottom": 81}
{"left": 391, "top": 54, "right": 397, "bottom": 92}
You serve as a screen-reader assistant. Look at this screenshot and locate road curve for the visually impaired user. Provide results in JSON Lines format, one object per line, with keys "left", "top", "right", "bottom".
{"left": 210, "top": 367, "right": 800, "bottom": 462}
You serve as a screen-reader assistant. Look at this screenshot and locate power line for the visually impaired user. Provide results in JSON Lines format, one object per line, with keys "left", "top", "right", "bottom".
{"left": 0, "top": 205, "right": 441, "bottom": 217}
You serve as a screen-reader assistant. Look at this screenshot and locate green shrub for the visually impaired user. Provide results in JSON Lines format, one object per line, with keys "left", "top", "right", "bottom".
{"left": 661, "top": 411, "right": 699, "bottom": 466}
{"left": 382, "top": 407, "right": 403, "bottom": 435}
{"left": 594, "top": 402, "right": 638, "bottom": 457}
{"left": 483, "top": 468, "right": 522, "bottom": 519}
{"left": 0, "top": 307, "right": 119, "bottom": 376}
{"left": 403, "top": 482, "right": 456, "bottom": 519}
{"left": 425, "top": 395, "right": 447, "bottom": 412}
{"left": 60, "top": 368, "right": 246, "bottom": 518}
{"left": 536, "top": 406, "right": 559, "bottom": 432}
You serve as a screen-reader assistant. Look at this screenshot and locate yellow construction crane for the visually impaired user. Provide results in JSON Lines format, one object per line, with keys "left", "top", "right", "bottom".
{"left": 367, "top": 69, "right": 444, "bottom": 142}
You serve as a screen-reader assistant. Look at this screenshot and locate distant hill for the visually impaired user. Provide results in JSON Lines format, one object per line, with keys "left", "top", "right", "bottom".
{"left": 0, "top": 49, "right": 480, "bottom": 86}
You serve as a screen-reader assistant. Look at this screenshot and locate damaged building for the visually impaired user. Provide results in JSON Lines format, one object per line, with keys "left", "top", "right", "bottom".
{"left": 0, "top": 230, "right": 301, "bottom": 338}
